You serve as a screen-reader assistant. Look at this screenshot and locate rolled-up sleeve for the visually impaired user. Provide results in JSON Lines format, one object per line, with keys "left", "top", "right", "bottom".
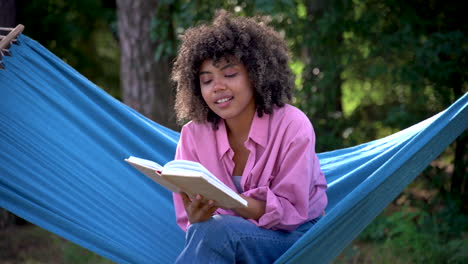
{"left": 243, "top": 119, "right": 326, "bottom": 231}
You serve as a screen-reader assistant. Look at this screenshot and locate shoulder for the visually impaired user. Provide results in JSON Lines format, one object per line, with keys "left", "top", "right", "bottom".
{"left": 176, "top": 121, "right": 216, "bottom": 159}
{"left": 271, "top": 104, "right": 313, "bottom": 131}
{"left": 179, "top": 120, "right": 220, "bottom": 143}
{"left": 180, "top": 120, "right": 213, "bottom": 135}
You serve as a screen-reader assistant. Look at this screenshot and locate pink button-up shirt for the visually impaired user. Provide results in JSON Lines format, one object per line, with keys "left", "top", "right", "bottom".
{"left": 173, "top": 104, "right": 327, "bottom": 231}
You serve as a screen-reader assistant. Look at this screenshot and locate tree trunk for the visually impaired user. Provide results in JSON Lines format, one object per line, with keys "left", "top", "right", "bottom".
{"left": 305, "top": 0, "right": 343, "bottom": 116}
{"left": 452, "top": 132, "right": 467, "bottom": 191}
{"left": 301, "top": 0, "right": 344, "bottom": 152}
{"left": 451, "top": 84, "right": 467, "bottom": 212}
{"left": 0, "top": 0, "right": 17, "bottom": 27}
{"left": 116, "top": 0, "right": 177, "bottom": 130}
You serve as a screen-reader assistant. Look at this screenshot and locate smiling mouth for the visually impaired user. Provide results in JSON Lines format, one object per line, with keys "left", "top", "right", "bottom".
{"left": 215, "top": 97, "right": 233, "bottom": 104}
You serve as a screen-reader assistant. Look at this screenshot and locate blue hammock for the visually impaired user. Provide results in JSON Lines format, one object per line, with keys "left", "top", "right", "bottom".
{"left": 0, "top": 35, "right": 467, "bottom": 264}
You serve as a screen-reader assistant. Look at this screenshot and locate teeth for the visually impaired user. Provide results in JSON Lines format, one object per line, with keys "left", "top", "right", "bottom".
{"left": 216, "top": 97, "right": 231, "bottom": 103}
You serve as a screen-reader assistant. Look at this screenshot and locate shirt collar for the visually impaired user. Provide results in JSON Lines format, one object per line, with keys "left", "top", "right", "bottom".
{"left": 247, "top": 111, "right": 269, "bottom": 148}
{"left": 216, "top": 120, "right": 231, "bottom": 159}
{"left": 215, "top": 111, "right": 270, "bottom": 158}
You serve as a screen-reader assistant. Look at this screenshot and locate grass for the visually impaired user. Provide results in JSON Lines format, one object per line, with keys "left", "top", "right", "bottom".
{"left": 0, "top": 224, "right": 113, "bottom": 264}
{"left": 2, "top": 222, "right": 401, "bottom": 264}
{"left": 2, "top": 211, "right": 466, "bottom": 264}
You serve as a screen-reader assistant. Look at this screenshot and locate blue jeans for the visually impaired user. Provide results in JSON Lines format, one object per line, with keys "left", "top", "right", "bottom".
{"left": 175, "top": 215, "right": 318, "bottom": 264}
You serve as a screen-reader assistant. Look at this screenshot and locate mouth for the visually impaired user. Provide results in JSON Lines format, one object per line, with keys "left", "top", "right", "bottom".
{"left": 215, "top": 97, "right": 233, "bottom": 104}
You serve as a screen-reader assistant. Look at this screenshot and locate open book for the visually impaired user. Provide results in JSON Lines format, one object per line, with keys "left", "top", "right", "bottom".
{"left": 125, "top": 156, "right": 248, "bottom": 209}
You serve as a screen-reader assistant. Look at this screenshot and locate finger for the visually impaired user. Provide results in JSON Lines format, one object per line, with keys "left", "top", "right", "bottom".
{"left": 207, "top": 200, "right": 219, "bottom": 214}
{"left": 180, "top": 192, "right": 191, "bottom": 209}
{"left": 190, "top": 194, "right": 204, "bottom": 208}
{"left": 199, "top": 200, "right": 218, "bottom": 214}
{"left": 208, "top": 207, "right": 218, "bottom": 215}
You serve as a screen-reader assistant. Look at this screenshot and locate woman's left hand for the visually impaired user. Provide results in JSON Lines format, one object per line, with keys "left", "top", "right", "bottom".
{"left": 181, "top": 193, "right": 218, "bottom": 224}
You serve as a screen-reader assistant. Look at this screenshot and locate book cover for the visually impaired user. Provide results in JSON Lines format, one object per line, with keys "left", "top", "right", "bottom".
{"left": 125, "top": 156, "right": 248, "bottom": 209}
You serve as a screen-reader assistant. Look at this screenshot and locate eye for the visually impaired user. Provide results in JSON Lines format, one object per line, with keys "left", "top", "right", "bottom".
{"left": 225, "top": 72, "right": 238, "bottom": 78}
{"left": 200, "top": 75, "right": 212, "bottom": 85}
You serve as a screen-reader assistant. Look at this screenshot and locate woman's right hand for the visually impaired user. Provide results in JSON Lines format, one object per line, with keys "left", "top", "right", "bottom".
{"left": 180, "top": 193, "right": 218, "bottom": 224}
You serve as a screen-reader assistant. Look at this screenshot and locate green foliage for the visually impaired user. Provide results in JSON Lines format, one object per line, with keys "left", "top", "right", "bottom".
{"left": 18, "top": 0, "right": 120, "bottom": 98}
{"left": 59, "top": 241, "right": 114, "bottom": 264}
{"left": 20, "top": 0, "right": 465, "bottom": 149}
{"left": 49, "top": 224, "right": 112, "bottom": 263}
{"left": 150, "top": 0, "right": 297, "bottom": 60}
{"left": 358, "top": 190, "right": 468, "bottom": 263}
{"left": 286, "top": 0, "right": 467, "bottom": 152}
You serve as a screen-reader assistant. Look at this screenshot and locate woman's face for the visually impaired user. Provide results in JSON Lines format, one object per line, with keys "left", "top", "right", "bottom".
{"left": 199, "top": 58, "right": 255, "bottom": 123}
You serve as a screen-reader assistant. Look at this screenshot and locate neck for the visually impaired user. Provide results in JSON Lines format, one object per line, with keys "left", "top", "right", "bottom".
{"left": 225, "top": 109, "right": 255, "bottom": 142}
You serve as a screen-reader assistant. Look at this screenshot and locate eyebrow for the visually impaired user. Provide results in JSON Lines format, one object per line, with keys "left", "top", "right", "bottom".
{"left": 199, "top": 63, "right": 238, "bottom": 75}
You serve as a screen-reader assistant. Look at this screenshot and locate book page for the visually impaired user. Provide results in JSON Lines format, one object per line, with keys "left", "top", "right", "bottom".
{"left": 164, "top": 160, "right": 223, "bottom": 184}
{"left": 126, "top": 157, "right": 247, "bottom": 208}
{"left": 126, "top": 156, "right": 163, "bottom": 171}
{"left": 161, "top": 172, "right": 247, "bottom": 208}
{"left": 162, "top": 160, "right": 247, "bottom": 208}
{"left": 125, "top": 157, "right": 180, "bottom": 193}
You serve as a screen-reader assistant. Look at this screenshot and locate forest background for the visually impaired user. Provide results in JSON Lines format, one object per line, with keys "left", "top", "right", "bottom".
{"left": 0, "top": 0, "right": 466, "bottom": 263}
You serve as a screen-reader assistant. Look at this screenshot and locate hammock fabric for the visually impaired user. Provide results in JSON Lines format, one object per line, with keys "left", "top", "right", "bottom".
{"left": 1, "top": 35, "right": 467, "bottom": 264}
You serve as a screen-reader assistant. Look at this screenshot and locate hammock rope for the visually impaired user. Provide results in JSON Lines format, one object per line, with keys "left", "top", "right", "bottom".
{"left": 0, "top": 35, "right": 466, "bottom": 264}
{"left": 0, "top": 24, "right": 24, "bottom": 69}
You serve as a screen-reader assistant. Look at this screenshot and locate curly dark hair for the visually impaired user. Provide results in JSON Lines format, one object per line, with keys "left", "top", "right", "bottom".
{"left": 172, "top": 10, "right": 294, "bottom": 127}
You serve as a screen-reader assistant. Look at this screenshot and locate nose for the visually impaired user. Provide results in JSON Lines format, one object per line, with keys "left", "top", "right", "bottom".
{"left": 213, "top": 78, "right": 227, "bottom": 93}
